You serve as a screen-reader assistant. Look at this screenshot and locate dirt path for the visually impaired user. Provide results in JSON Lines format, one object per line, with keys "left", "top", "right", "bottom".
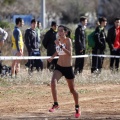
{"left": 0, "top": 84, "right": 120, "bottom": 120}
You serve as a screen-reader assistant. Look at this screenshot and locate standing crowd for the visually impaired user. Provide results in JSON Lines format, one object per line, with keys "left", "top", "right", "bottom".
{"left": 0, "top": 17, "right": 119, "bottom": 76}
{"left": 0, "top": 16, "right": 120, "bottom": 118}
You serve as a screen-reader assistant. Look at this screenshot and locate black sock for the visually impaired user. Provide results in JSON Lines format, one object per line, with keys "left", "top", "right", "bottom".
{"left": 75, "top": 105, "right": 79, "bottom": 113}
{"left": 75, "top": 105, "right": 79, "bottom": 108}
{"left": 54, "top": 102, "right": 58, "bottom": 105}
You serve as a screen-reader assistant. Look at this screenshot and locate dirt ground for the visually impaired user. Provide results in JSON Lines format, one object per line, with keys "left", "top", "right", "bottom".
{"left": 0, "top": 82, "right": 120, "bottom": 120}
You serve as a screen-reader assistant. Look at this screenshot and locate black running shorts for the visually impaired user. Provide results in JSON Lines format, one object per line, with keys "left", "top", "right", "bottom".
{"left": 55, "top": 64, "right": 75, "bottom": 79}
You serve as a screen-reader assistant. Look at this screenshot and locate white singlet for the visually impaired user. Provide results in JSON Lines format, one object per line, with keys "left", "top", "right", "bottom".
{"left": 56, "top": 43, "right": 66, "bottom": 55}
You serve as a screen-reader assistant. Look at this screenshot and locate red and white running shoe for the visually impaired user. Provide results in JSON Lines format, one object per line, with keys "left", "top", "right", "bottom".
{"left": 75, "top": 107, "right": 81, "bottom": 118}
{"left": 49, "top": 104, "right": 59, "bottom": 112}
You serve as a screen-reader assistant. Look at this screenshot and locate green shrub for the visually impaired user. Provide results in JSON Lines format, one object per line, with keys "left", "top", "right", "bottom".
{"left": 0, "top": 21, "right": 10, "bottom": 28}
{"left": 3, "top": 0, "right": 16, "bottom": 5}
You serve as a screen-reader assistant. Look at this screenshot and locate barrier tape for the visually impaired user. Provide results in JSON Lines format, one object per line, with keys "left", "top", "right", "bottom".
{"left": 0, "top": 54, "right": 120, "bottom": 60}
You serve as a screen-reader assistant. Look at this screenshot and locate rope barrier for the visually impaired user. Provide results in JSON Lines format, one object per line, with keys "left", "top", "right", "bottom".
{"left": 0, "top": 54, "right": 120, "bottom": 60}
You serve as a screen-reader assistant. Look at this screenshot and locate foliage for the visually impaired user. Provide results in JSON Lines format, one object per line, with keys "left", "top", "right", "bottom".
{"left": 99, "top": 0, "right": 120, "bottom": 24}
{"left": 46, "top": 0, "right": 98, "bottom": 23}
{"left": 0, "top": 0, "right": 40, "bottom": 18}
{"left": 0, "top": 0, "right": 119, "bottom": 25}
{"left": 0, "top": 21, "right": 10, "bottom": 28}
{"left": 3, "top": 0, "right": 16, "bottom": 5}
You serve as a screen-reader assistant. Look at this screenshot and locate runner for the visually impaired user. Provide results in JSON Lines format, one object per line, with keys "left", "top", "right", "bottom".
{"left": 48, "top": 25, "right": 80, "bottom": 118}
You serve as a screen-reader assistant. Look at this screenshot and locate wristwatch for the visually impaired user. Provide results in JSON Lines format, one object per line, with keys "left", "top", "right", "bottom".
{"left": 60, "top": 45, "right": 63, "bottom": 49}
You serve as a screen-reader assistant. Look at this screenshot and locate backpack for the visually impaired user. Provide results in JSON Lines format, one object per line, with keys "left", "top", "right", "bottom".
{"left": 0, "top": 65, "right": 11, "bottom": 77}
{"left": 88, "top": 31, "right": 95, "bottom": 48}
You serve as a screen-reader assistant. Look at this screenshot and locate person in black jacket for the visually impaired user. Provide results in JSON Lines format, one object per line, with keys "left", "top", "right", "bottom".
{"left": 25, "top": 19, "right": 43, "bottom": 72}
{"left": 42, "top": 21, "right": 58, "bottom": 71}
{"left": 74, "top": 16, "right": 87, "bottom": 74}
{"left": 107, "top": 17, "right": 120, "bottom": 72}
{"left": 91, "top": 17, "right": 107, "bottom": 73}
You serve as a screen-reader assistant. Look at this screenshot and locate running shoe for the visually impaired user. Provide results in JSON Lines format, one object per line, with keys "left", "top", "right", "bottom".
{"left": 75, "top": 107, "right": 81, "bottom": 118}
{"left": 49, "top": 104, "right": 59, "bottom": 112}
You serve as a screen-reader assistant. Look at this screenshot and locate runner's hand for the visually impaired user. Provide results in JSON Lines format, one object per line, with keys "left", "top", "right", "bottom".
{"left": 55, "top": 39, "right": 60, "bottom": 46}
{"left": 48, "top": 57, "right": 53, "bottom": 63}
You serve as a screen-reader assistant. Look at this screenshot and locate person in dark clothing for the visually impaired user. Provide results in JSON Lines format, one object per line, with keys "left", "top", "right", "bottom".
{"left": 91, "top": 17, "right": 107, "bottom": 73}
{"left": 42, "top": 21, "right": 58, "bottom": 71}
{"left": 107, "top": 17, "right": 120, "bottom": 72}
{"left": 74, "top": 16, "right": 87, "bottom": 74}
{"left": 25, "top": 19, "right": 43, "bottom": 72}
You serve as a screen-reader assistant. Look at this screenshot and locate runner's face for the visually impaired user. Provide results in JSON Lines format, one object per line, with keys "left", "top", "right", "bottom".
{"left": 58, "top": 27, "right": 66, "bottom": 38}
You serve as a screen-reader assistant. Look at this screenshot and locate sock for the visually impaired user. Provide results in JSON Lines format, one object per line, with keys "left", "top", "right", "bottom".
{"left": 75, "top": 105, "right": 79, "bottom": 113}
{"left": 75, "top": 105, "right": 79, "bottom": 108}
{"left": 54, "top": 102, "right": 58, "bottom": 105}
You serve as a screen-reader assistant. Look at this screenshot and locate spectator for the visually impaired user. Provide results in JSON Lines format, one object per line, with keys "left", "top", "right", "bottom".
{"left": 0, "top": 27, "right": 8, "bottom": 74}
{"left": 91, "top": 17, "right": 107, "bottom": 73}
{"left": 107, "top": 17, "right": 120, "bottom": 72}
{"left": 25, "top": 19, "right": 43, "bottom": 73}
{"left": 74, "top": 16, "right": 88, "bottom": 74}
{"left": 11, "top": 18, "right": 24, "bottom": 78}
{"left": 42, "top": 21, "right": 58, "bottom": 71}
{"left": 36, "top": 21, "right": 42, "bottom": 43}
{"left": 0, "top": 28, "right": 8, "bottom": 48}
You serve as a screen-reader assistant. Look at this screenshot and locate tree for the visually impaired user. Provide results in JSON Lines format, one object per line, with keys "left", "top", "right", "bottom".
{"left": 0, "top": 0, "right": 40, "bottom": 19}
{"left": 46, "top": 0, "right": 98, "bottom": 23}
{"left": 3, "top": 0, "right": 16, "bottom": 5}
{"left": 0, "top": 0, "right": 98, "bottom": 24}
{"left": 98, "top": 0, "right": 120, "bottom": 24}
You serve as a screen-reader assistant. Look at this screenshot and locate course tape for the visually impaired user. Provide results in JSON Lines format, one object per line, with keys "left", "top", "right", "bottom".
{"left": 0, "top": 54, "right": 120, "bottom": 60}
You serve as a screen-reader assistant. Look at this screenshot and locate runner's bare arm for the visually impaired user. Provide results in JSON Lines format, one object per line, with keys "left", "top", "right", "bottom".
{"left": 48, "top": 51, "right": 58, "bottom": 63}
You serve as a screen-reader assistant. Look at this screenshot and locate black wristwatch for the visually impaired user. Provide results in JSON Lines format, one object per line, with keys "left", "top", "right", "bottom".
{"left": 60, "top": 45, "right": 63, "bottom": 49}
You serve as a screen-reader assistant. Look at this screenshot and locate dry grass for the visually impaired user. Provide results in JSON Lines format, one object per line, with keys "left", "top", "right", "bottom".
{"left": 0, "top": 68, "right": 120, "bottom": 87}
